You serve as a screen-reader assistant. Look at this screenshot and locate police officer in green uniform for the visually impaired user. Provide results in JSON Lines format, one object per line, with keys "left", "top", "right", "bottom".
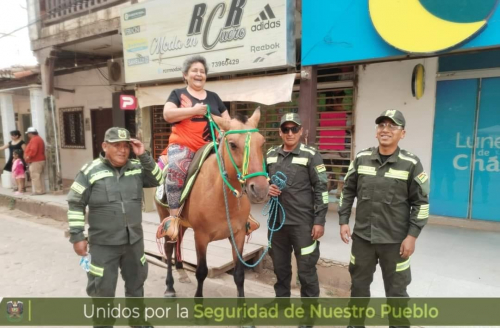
{"left": 267, "top": 113, "right": 328, "bottom": 300}
{"left": 67, "top": 127, "right": 163, "bottom": 328}
{"left": 338, "top": 110, "right": 429, "bottom": 326}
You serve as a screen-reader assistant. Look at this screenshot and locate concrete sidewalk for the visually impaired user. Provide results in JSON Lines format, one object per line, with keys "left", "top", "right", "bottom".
{"left": 1, "top": 186, "right": 500, "bottom": 298}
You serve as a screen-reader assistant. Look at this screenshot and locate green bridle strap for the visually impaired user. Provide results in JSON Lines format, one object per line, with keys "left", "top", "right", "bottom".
{"left": 205, "top": 106, "right": 268, "bottom": 197}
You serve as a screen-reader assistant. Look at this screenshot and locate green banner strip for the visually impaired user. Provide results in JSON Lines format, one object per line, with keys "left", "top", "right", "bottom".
{"left": 2, "top": 297, "right": 500, "bottom": 326}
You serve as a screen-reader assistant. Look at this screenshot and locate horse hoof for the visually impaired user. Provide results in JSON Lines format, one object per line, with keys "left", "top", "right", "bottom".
{"left": 164, "top": 290, "right": 176, "bottom": 298}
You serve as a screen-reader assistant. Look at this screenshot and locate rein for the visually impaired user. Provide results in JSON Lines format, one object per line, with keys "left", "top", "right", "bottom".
{"left": 205, "top": 106, "right": 268, "bottom": 197}
{"left": 206, "top": 106, "right": 286, "bottom": 268}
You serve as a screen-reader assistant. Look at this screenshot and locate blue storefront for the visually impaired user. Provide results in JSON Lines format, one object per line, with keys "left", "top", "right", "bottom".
{"left": 431, "top": 51, "right": 500, "bottom": 222}
{"left": 302, "top": 0, "right": 500, "bottom": 222}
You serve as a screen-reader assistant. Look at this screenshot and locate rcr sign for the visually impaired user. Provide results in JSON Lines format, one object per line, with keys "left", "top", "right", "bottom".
{"left": 120, "top": 0, "right": 295, "bottom": 83}
{"left": 188, "top": 0, "right": 247, "bottom": 50}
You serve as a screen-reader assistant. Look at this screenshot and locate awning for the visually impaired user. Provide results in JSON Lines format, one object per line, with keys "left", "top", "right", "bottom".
{"left": 136, "top": 73, "right": 296, "bottom": 108}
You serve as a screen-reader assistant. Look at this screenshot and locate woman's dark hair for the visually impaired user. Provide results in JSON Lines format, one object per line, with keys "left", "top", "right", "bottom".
{"left": 182, "top": 55, "right": 208, "bottom": 84}
{"left": 10, "top": 130, "right": 21, "bottom": 137}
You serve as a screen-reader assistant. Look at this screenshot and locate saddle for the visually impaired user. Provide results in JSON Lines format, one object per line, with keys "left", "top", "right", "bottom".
{"left": 155, "top": 143, "right": 260, "bottom": 242}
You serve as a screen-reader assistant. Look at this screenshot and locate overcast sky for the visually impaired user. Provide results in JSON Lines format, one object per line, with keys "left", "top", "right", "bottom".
{"left": 0, "top": 0, "right": 38, "bottom": 69}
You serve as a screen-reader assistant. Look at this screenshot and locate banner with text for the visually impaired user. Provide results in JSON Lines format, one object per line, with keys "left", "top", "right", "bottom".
{"left": 2, "top": 297, "right": 500, "bottom": 326}
{"left": 120, "top": 0, "right": 295, "bottom": 83}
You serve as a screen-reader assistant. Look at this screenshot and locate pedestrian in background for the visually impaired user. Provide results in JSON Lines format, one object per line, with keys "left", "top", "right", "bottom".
{"left": 0, "top": 130, "right": 26, "bottom": 190}
{"left": 12, "top": 149, "right": 26, "bottom": 195}
{"left": 24, "top": 127, "right": 46, "bottom": 195}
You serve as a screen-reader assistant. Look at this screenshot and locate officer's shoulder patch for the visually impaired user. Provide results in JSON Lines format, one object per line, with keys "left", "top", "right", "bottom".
{"left": 82, "top": 159, "right": 104, "bottom": 175}
{"left": 399, "top": 149, "right": 420, "bottom": 165}
{"left": 414, "top": 170, "right": 430, "bottom": 196}
{"left": 356, "top": 147, "right": 374, "bottom": 158}
{"left": 415, "top": 171, "right": 429, "bottom": 184}
{"left": 266, "top": 146, "right": 278, "bottom": 155}
{"left": 300, "top": 144, "right": 316, "bottom": 156}
{"left": 80, "top": 159, "right": 99, "bottom": 172}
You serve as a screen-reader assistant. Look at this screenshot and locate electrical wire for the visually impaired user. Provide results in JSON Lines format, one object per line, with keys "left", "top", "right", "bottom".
{"left": 0, "top": 0, "right": 91, "bottom": 41}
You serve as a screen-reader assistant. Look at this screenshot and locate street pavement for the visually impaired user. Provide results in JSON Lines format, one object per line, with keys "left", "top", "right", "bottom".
{"left": 0, "top": 209, "right": 289, "bottom": 328}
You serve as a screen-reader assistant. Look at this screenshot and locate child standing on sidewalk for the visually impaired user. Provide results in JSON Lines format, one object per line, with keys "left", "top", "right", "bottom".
{"left": 12, "top": 149, "right": 26, "bottom": 195}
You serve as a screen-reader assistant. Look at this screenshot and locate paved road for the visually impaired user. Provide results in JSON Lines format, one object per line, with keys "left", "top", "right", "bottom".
{"left": 0, "top": 209, "right": 303, "bottom": 328}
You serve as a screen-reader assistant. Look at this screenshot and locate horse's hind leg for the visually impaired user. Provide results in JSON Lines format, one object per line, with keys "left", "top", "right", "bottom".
{"left": 175, "top": 227, "right": 185, "bottom": 269}
{"left": 194, "top": 233, "right": 209, "bottom": 297}
{"left": 164, "top": 241, "right": 176, "bottom": 297}
{"left": 230, "top": 231, "right": 246, "bottom": 297}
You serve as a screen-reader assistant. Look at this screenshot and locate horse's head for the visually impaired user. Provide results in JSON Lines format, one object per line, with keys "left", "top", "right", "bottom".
{"left": 212, "top": 108, "right": 269, "bottom": 204}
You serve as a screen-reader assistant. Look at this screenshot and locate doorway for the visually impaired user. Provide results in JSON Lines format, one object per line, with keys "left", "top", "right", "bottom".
{"left": 430, "top": 77, "right": 500, "bottom": 221}
{"left": 91, "top": 108, "right": 113, "bottom": 159}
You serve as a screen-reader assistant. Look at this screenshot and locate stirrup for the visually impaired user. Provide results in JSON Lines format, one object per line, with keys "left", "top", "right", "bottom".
{"left": 157, "top": 216, "right": 180, "bottom": 242}
{"left": 246, "top": 214, "right": 260, "bottom": 236}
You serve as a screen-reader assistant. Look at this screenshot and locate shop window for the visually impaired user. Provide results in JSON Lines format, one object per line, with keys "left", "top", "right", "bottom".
{"left": 151, "top": 105, "right": 172, "bottom": 160}
{"left": 60, "top": 107, "right": 85, "bottom": 149}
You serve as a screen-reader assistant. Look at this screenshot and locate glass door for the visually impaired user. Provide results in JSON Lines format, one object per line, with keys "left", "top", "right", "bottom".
{"left": 430, "top": 79, "right": 478, "bottom": 218}
{"left": 471, "top": 77, "right": 500, "bottom": 221}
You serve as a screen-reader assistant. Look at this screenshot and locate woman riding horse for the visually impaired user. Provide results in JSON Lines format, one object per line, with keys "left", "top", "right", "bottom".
{"left": 161, "top": 108, "right": 269, "bottom": 299}
{"left": 162, "top": 55, "right": 231, "bottom": 219}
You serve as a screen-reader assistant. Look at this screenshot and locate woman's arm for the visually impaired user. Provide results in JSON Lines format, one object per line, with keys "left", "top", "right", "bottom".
{"left": 0, "top": 144, "right": 8, "bottom": 151}
{"left": 221, "top": 111, "right": 231, "bottom": 120}
{"left": 21, "top": 143, "right": 26, "bottom": 151}
{"left": 163, "top": 102, "right": 207, "bottom": 123}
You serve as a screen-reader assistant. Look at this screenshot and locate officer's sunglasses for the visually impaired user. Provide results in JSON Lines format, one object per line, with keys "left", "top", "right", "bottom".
{"left": 281, "top": 126, "right": 301, "bottom": 134}
{"left": 376, "top": 123, "right": 403, "bottom": 131}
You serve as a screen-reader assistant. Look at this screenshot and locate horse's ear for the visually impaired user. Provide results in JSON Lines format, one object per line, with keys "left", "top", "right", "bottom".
{"left": 212, "top": 114, "right": 231, "bottom": 131}
{"left": 248, "top": 106, "right": 261, "bottom": 128}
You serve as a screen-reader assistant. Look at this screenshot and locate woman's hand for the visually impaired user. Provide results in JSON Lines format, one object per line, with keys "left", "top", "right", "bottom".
{"left": 193, "top": 103, "right": 208, "bottom": 116}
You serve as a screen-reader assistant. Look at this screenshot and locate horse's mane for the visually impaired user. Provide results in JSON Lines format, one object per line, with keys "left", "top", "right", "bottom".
{"left": 233, "top": 112, "right": 248, "bottom": 124}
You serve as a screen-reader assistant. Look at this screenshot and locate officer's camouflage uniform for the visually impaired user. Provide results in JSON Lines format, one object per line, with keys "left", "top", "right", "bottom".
{"left": 266, "top": 142, "right": 328, "bottom": 297}
{"left": 67, "top": 133, "right": 163, "bottom": 299}
{"left": 339, "top": 146, "right": 430, "bottom": 298}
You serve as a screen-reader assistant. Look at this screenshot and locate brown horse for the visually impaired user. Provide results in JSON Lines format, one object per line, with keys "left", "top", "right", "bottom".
{"left": 155, "top": 108, "right": 269, "bottom": 298}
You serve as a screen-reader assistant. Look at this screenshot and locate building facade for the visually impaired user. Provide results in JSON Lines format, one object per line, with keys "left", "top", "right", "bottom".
{"left": 302, "top": 0, "right": 500, "bottom": 222}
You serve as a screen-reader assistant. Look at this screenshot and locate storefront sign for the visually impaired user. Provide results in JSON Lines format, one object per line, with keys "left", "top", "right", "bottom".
{"left": 369, "top": 0, "right": 498, "bottom": 54}
{"left": 119, "top": 95, "right": 137, "bottom": 110}
{"left": 121, "top": 0, "right": 295, "bottom": 83}
{"left": 302, "top": 0, "right": 500, "bottom": 65}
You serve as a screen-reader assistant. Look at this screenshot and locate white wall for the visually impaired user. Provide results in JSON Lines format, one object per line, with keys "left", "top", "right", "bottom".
{"left": 12, "top": 94, "right": 31, "bottom": 139}
{"left": 55, "top": 68, "right": 116, "bottom": 179}
{"left": 355, "top": 58, "right": 438, "bottom": 174}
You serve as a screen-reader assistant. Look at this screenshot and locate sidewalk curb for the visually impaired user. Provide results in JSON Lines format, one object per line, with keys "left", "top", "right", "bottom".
{"left": 0, "top": 194, "right": 68, "bottom": 222}
{"left": 0, "top": 192, "right": 353, "bottom": 294}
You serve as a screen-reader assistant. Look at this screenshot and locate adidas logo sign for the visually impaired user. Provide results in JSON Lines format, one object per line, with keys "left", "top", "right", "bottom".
{"left": 254, "top": 4, "right": 275, "bottom": 22}
{"left": 252, "top": 4, "right": 281, "bottom": 32}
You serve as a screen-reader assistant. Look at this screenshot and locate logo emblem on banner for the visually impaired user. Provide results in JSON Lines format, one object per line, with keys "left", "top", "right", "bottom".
{"left": 120, "top": 95, "right": 137, "bottom": 110}
{"left": 6, "top": 301, "right": 24, "bottom": 322}
{"left": 369, "top": 0, "right": 499, "bottom": 53}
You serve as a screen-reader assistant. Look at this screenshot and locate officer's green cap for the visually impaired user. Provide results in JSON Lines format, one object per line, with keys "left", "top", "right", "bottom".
{"left": 280, "top": 112, "right": 302, "bottom": 126}
{"left": 104, "top": 127, "right": 131, "bottom": 143}
{"left": 375, "top": 109, "right": 406, "bottom": 127}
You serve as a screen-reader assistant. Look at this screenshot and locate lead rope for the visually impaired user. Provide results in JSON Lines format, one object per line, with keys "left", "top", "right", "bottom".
{"left": 223, "top": 171, "right": 287, "bottom": 268}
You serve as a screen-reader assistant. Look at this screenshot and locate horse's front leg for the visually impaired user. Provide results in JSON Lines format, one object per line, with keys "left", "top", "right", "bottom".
{"left": 194, "top": 232, "right": 209, "bottom": 297}
{"left": 230, "top": 230, "right": 247, "bottom": 297}
{"left": 164, "top": 241, "right": 176, "bottom": 297}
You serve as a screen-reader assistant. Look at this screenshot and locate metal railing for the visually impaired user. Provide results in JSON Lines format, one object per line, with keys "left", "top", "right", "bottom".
{"left": 42, "top": 0, "right": 125, "bottom": 24}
